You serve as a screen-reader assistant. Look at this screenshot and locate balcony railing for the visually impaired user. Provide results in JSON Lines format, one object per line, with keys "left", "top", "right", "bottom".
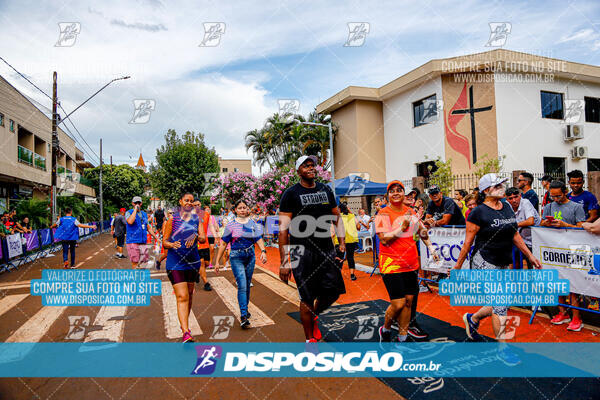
{"left": 17, "top": 145, "right": 33, "bottom": 166}
{"left": 34, "top": 153, "right": 46, "bottom": 170}
{"left": 79, "top": 176, "right": 95, "bottom": 187}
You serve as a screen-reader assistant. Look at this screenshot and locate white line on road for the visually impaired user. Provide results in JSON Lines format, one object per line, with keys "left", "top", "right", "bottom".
{"left": 208, "top": 276, "right": 274, "bottom": 327}
{"left": 253, "top": 273, "right": 300, "bottom": 306}
{"left": 161, "top": 282, "right": 202, "bottom": 339}
{"left": 6, "top": 306, "right": 67, "bottom": 342}
{"left": 84, "top": 306, "right": 127, "bottom": 342}
{"left": 0, "top": 294, "right": 29, "bottom": 318}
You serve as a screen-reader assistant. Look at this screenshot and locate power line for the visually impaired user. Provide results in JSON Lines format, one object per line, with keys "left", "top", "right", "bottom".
{"left": 0, "top": 56, "right": 102, "bottom": 164}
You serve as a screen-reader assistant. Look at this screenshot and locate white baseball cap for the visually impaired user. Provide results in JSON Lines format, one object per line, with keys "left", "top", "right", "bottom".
{"left": 478, "top": 173, "right": 508, "bottom": 192}
{"left": 132, "top": 196, "right": 143, "bottom": 203}
{"left": 295, "top": 155, "right": 318, "bottom": 170}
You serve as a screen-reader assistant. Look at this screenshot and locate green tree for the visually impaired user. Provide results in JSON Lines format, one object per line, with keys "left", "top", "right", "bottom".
{"left": 244, "top": 110, "right": 337, "bottom": 169}
{"left": 427, "top": 157, "right": 453, "bottom": 195}
{"left": 84, "top": 164, "right": 148, "bottom": 217}
{"left": 473, "top": 154, "right": 506, "bottom": 178}
{"left": 149, "top": 129, "right": 219, "bottom": 204}
{"left": 15, "top": 198, "right": 50, "bottom": 229}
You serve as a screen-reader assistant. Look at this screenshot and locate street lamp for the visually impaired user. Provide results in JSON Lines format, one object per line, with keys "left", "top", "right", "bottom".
{"left": 52, "top": 75, "right": 130, "bottom": 223}
{"left": 293, "top": 119, "right": 335, "bottom": 195}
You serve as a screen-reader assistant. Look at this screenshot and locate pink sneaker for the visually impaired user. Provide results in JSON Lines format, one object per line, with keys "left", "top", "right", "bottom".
{"left": 567, "top": 318, "right": 583, "bottom": 332}
{"left": 182, "top": 331, "right": 194, "bottom": 343}
{"left": 550, "top": 313, "right": 571, "bottom": 325}
{"left": 207, "top": 264, "right": 214, "bottom": 269}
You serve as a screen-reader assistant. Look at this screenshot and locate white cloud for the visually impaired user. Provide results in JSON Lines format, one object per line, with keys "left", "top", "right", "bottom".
{"left": 0, "top": 0, "right": 598, "bottom": 178}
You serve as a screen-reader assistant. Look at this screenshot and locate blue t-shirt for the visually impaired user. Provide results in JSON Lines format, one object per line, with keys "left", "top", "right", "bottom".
{"left": 125, "top": 209, "right": 148, "bottom": 244}
{"left": 55, "top": 216, "right": 79, "bottom": 241}
{"left": 166, "top": 210, "right": 200, "bottom": 270}
{"left": 522, "top": 189, "right": 539, "bottom": 211}
{"left": 221, "top": 219, "right": 263, "bottom": 250}
{"left": 568, "top": 191, "right": 599, "bottom": 219}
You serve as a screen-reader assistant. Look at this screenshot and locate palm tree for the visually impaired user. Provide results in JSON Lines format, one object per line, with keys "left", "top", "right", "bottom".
{"left": 244, "top": 129, "right": 271, "bottom": 169}
{"left": 302, "top": 111, "right": 338, "bottom": 168}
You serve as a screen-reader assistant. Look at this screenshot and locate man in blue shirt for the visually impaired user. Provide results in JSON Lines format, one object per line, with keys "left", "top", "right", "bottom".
{"left": 126, "top": 196, "right": 159, "bottom": 268}
{"left": 51, "top": 207, "right": 96, "bottom": 268}
{"left": 567, "top": 169, "right": 599, "bottom": 223}
{"left": 517, "top": 172, "right": 539, "bottom": 212}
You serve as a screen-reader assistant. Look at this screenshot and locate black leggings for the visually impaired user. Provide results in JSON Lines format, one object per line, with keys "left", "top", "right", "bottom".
{"left": 336, "top": 242, "right": 357, "bottom": 270}
{"left": 62, "top": 240, "right": 76, "bottom": 265}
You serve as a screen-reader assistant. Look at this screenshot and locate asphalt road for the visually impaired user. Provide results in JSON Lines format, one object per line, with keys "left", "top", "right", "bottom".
{"left": 0, "top": 233, "right": 403, "bottom": 400}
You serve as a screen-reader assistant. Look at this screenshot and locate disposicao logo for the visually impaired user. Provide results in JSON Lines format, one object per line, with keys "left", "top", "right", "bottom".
{"left": 191, "top": 345, "right": 222, "bottom": 375}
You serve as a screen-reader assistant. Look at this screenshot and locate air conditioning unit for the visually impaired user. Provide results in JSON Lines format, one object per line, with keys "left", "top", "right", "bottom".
{"left": 564, "top": 125, "right": 584, "bottom": 141}
{"left": 571, "top": 146, "right": 588, "bottom": 160}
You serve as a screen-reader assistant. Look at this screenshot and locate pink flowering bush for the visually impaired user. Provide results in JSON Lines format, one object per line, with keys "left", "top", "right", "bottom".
{"left": 211, "top": 164, "right": 331, "bottom": 211}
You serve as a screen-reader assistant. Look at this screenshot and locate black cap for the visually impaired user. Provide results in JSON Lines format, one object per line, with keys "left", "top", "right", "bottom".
{"left": 427, "top": 185, "right": 441, "bottom": 195}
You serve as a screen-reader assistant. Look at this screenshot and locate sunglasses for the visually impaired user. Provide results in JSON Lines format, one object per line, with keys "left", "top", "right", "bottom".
{"left": 134, "top": 202, "right": 142, "bottom": 205}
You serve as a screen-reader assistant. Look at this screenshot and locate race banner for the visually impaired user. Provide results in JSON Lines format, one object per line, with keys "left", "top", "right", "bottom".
{"left": 40, "top": 229, "right": 53, "bottom": 246}
{"left": 532, "top": 226, "right": 600, "bottom": 297}
{"left": 419, "top": 227, "right": 472, "bottom": 273}
{"left": 78, "top": 227, "right": 84, "bottom": 237}
{"left": 24, "top": 231, "right": 40, "bottom": 252}
{"left": 6, "top": 234, "right": 23, "bottom": 259}
{"left": 52, "top": 228, "right": 60, "bottom": 243}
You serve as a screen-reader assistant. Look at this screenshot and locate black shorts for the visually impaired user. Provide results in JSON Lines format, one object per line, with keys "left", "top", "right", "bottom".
{"left": 198, "top": 248, "right": 211, "bottom": 262}
{"left": 112, "top": 233, "right": 116, "bottom": 238}
{"left": 116, "top": 234, "right": 125, "bottom": 247}
{"left": 382, "top": 270, "right": 419, "bottom": 300}
{"left": 291, "top": 246, "right": 346, "bottom": 303}
{"left": 167, "top": 269, "right": 199, "bottom": 285}
{"left": 208, "top": 237, "right": 215, "bottom": 245}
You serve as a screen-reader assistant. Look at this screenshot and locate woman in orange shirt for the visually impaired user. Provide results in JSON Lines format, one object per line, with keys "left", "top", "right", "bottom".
{"left": 376, "top": 180, "right": 436, "bottom": 344}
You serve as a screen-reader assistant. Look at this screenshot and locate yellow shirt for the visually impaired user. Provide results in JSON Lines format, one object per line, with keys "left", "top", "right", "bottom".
{"left": 333, "top": 213, "right": 358, "bottom": 244}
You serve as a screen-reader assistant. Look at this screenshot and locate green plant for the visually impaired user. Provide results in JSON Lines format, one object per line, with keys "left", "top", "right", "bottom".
{"left": 426, "top": 157, "right": 453, "bottom": 196}
{"left": 15, "top": 198, "right": 50, "bottom": 229}
{"left": 473, "top": 154, "right": 506, "bottom": 178}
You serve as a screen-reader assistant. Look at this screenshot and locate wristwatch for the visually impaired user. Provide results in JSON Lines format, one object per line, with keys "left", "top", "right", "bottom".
{"left": 261, "top": 249, "right": 267, "bottom": 253}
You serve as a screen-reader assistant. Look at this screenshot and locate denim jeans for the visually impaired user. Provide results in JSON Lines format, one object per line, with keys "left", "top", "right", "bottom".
{"left": 62, "top": 240, "right": 76, "bottom": 265}
{"left": 229, "top": 246, "right": 256, "bottom": 318}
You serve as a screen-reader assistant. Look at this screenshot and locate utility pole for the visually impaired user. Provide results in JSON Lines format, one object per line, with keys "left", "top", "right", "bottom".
{"left": 51, "top": 72, "right": 58, "bottom": 223}
{"left": 110, "top": 155, "right": 112, "bottom": 169}
{"left": 99, "top": 138, "right": 103, "bottom": 230}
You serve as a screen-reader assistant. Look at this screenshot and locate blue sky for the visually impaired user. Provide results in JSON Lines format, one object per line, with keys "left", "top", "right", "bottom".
{"left": 1, "top": 0, "right": 599, "bottom": 174}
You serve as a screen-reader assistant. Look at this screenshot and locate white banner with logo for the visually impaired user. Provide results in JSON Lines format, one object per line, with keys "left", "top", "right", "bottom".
{"left": 419, "top": 227, "right": 470, "bottom": 273}
{"left": 7, "top": 234, "right": 23, "bottom": 259}
{"left": 532, "top": 227, "right": 600, "bottom": 297}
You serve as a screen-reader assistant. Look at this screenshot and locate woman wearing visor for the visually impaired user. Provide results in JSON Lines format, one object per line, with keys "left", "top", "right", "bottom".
{"left": 453, "top": 174, "right": 541, "bottom": 361}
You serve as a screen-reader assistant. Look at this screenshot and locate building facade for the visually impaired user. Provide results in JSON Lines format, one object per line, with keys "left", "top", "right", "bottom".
{"left": 0, "top": 74, "right": 95, "bottom": 211}
{"left": 316, "top": 50, "right": 600, "bottom": 183}
{"left": 218, "top": 157, "right": 252, "bottom": 174}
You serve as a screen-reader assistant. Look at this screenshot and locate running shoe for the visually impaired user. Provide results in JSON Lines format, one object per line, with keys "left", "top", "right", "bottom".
{"left": 240, "top": 316, "right": 251, "bottom": 330}
{"left": 203, "top": 282, "right": 212, "bottom": 291}
{"left": 550, "top": 313, "right": 571, "bottom": 325}
{"left": 463, "top": 313, "right": 481, "bottom": 341}
{"left": 567, "top": 318, "right": 583, "bottom": 332}
{"left": 313, "top": 316, "right": 322, "bottom": 340}
{"left": 63, "top": 261, "right": 69, "bottom": 269}
{"left": 497, "top": 346, "right": 521, "bottom": 367}
{"left": 207, "top": 264, "right": 214, "bottom": 269}
{"left": 246, "top": 312, "right": 252, "bottom": 319}
{"left": 155, "top": 260, "right": 161, "bottom": 270}
{"left": 378, "top": 326, "right": 392, "bottom": 344}
{"left": 182, "top": 331, "right": 194, "bottom": 343}
{"left": 589, "top": 299, "right": 599, "bottom": 311}
{"left": 407, "top": 322, "right": 429, "bottom": 340}
{"left": 419, "top": 284, "right": 429, "bottom": 293}
{"left": 350, "top": 274, "right": 357, "bottom": 281}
